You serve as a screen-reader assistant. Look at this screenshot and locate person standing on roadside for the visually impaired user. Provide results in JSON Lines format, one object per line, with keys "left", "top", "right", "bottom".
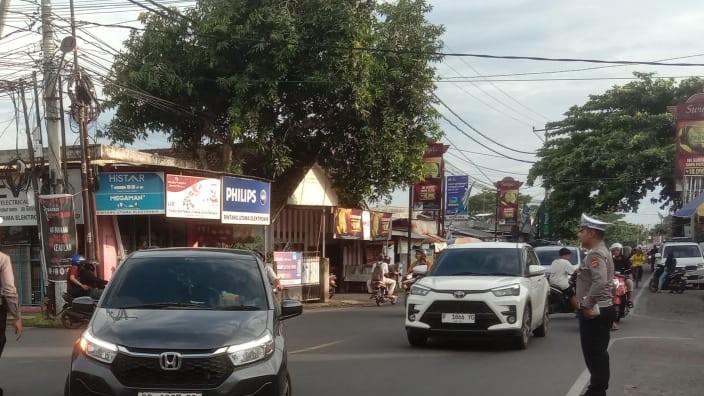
{"left": 1, "top": 249, "right": 25, "bottom": 395}
{"left": 576, "top": 214, "right": 617, "bottom": 396}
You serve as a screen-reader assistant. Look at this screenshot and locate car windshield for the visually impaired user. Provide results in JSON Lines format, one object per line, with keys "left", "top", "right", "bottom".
{"left": 536, "top": 248, "right": 579, "bottom": 266}
{"left": 101, "top": 255, "right": 268, "bottom": 310}
{"left": 430, "top": 248, "right": 523, "bottom": 276}
{"left": 664, "top": 245, "right": 702, "bottom": 259}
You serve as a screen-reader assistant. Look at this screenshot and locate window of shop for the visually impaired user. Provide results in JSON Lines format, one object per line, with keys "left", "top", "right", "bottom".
{"left": 117, "top": 215, "right": 187, "bottom": 254}
{"left": 0, "top": 226, "right": 44, "bottom": 305}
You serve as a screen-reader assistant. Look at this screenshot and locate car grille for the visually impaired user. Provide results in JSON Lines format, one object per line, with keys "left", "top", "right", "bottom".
{"left": 420, "top": 301, "right": 501, "bottom": 330}
{"left": 111, "top": 353, "right": 233, "bottom": 389}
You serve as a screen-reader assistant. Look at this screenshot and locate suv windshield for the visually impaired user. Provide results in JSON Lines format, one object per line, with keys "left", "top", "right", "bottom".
{"left": 101, "top": 255, "right": 267, "bottom": 310}
{"left": 536, "top": 248, "right": 579, "bottom": 266}
{"left": 430, "top": 248, "right": 523, "bottom": 276}
{"left": 664, "top": 245, "right": 702, "bottom": 259}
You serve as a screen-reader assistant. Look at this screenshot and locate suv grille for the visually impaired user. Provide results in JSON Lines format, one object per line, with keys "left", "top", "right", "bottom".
{"left": 420, "top": 301, "right": 501, "bottom": 330}
{"left": 111, "top": 353, "right": 232, "bottom": 388}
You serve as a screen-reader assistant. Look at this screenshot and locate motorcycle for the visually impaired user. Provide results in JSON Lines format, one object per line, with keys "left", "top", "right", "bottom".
{"left": 371, "top": 281, "right": 397, "bottom": 306}
{"left": 649, "top": 264, "right": 687, "bottom": 294}
{"left": 59, "top": 290, "right": 101, "bottom": 329}
{"left": 403, "top": 271, "right": 426, "bottom": 306}
{"left": 548, "top": 284, "right": 575, "bottom": 314}
{"left": 613, "top": 271, "right": 630, "bottom": 321}
{"left": 328, "top": 274, "right": 338, "bottom": 299}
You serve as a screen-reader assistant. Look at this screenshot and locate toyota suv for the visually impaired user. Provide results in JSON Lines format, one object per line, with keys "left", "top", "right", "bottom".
{"left": 65, "top": 248, "right": 302, "bottom": 396}
{"left": 405, "top": 242, "right": 549, "bottom": 350}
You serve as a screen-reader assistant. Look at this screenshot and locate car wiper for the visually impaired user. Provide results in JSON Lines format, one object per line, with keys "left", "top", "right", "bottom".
{"left": 220, "top": 305, "right": 262, "bottom": 311}
{"left": 117, "top": 302, "right": 211, "bottom": 309}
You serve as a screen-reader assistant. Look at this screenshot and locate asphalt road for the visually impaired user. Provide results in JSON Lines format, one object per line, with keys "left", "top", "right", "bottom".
{"left": 2, "top": 269, "right": 703, "bottom": 396}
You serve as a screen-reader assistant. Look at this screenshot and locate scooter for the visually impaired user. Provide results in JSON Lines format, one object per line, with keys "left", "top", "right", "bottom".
{"left": 649, "top": 265, "right": 687, "bottom": 294}
{"left": 328, "top": 274, "right": 338, "bottom": 299}
{"left": 59, "top": 290, "right": 101, "bottom": 329}
{"left": 371, "top": 281, "right": 397, "bottom": 306}
{"left": 613, "top": 271, "right": 630, "bottom": 321}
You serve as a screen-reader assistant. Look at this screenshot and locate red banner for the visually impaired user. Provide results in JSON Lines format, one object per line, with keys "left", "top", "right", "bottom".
{"left": 495, "top": 177, "right": 523, "bottom": 223}
{"left": 370, "top": 212, "right": 392, "bottom": 240}
{"left": 413, "top": 143, "right": 448, "bottom": 211}
{"left": 334, "top": 208, "right": 365, "bottom": 239}
{"left": 676, "top": 119, "right": 704, "bottom": 177}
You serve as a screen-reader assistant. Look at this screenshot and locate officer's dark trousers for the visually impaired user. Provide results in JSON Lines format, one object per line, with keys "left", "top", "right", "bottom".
{"left": 579, "top": 305, "right": 616, "bottom": 396}
{"left": 0, "top": 297, "right": 8, "bottom": 358}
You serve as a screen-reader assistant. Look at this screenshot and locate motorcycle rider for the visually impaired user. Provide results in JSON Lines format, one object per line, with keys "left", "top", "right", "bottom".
{"left": 78, "top": 259, "right": 108, "bottom": 299}
{"left": 610, "top": 243, "right": 633, "bottom": 308}
{"left": 630, "top": 247, "right": 646, "bottom": 286}
{"left": 658, "top": 253, "right": 677, "bottom": 292}
{"left": 67, "top": 254, "right": 89, "bottom": 299}
{"left": 367, "top": 255, "right": 397, "bottom": 302}
{"left": 408, "top": 249, "right": 432, "bottom": 273}
{"left": 549, "top": 248, "right": 577, "bottom": 310}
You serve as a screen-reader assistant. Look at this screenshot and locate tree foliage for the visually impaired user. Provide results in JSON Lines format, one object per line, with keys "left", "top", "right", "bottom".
{"left": 102, "top": 0, "right": 444, "bottom": 204}
{"left": 528, "top": 73, "right": 704, "bottom": 238}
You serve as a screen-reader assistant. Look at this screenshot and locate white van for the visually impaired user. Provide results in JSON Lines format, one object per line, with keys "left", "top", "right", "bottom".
{"left": 656, "top": 241, "right": 704, "bottom": 287}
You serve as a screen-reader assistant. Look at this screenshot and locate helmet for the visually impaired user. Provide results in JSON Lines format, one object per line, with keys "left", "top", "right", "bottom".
{"left": 71, "top": 254, "right": 85, "bottom": 265}
{"left": 610, "top": 243, "right": 623, "bottom": 250}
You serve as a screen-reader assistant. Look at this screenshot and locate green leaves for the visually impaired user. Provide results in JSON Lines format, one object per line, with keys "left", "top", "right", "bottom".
{"left": 529, "top": 74, "right": 704, "bottom": 238}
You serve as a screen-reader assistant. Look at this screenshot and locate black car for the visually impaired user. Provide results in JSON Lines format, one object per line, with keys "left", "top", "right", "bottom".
{"left": 65, "top": 248, "right": 302, "bottom": 396}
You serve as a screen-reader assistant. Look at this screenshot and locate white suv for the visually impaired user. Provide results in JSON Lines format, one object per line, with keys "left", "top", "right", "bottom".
{"left": 405, "top": 242, "right": 549, "bottom": 349}
{"left": 656, "top": 241, "right": 704, "bottom": 287}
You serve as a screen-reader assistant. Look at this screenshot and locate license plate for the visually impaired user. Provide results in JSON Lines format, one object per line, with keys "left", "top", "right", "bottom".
{"left": 138, "top": 393, "right": 202, "bottom": 396}
{"left": 441, "top": 313, "right": 476, "bottom": 323}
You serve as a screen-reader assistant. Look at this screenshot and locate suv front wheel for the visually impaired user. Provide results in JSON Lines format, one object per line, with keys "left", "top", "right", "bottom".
{"left": 513, "top": 306, "right": 531, "bottom": 350}
{"left": 407, "top": 328, "right": 428, "bottom": 347}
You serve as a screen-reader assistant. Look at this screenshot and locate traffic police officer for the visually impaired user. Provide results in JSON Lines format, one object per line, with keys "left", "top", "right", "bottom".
{"left": 576, "top": 214, "right": 616, "bottom": 396}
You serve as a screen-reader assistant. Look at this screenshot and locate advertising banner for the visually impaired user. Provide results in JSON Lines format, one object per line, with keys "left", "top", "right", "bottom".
{"left": 675, "top": 119, "right": 704, "bottom": 177}
{"left": 495, "top": 177, "right": 523, "bottom": 224}
{"left": 38, "top": 194, "right": 77, "bottom": 282}
{"left": 370, "top": 212, "right": 392, "bottom": 240}
{"left": 446, "top": 175, "right": 470, "bottom": 218}
{"left": 333, "top": 208, "right": 372, "bottom": 240}
{"left": 166, "top": 175, "right": 220, "bottom": 219}
{"left": 273, "top": 251, "right": 302, "bottom": 287}
{"left": 413, "top": 142, "right": 448, "bottom": 211}
{"left": 96, "top": 172, "right": 165, "bottom": 215}
{"left": 221, "top": 176, "right": 271, "bottom": 225}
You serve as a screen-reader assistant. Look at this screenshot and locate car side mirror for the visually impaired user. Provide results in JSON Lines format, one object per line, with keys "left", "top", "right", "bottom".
{"left": 529, "top": 265, "right": 545, "bottom": 276}
{"left": 412, "top": 265, "right": 428, "bottom": 276}
{"left": 655, "top": 253, "right": 662, "bottom": 259}
{"left": 280, "top": 299, "right": 302, "bottom": 320}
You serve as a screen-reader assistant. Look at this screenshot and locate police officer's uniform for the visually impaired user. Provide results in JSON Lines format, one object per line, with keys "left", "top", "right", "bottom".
{"left": 576, "top": 214, "right": 617, "bottom": 396}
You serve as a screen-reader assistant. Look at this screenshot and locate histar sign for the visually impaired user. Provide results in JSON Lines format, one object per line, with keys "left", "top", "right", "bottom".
{"left": 222, "top": 176, "right": 271, "bottom": 225}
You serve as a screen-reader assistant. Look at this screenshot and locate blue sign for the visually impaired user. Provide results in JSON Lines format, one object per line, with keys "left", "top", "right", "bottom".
{"left": 221, "top": 176, "right": 271, "bottom": 225}
{"left": 95, "top": 172, "right": 165, "bottom": 215}
{"left": 446, "top": 175, "right": 470, "bottom": 217}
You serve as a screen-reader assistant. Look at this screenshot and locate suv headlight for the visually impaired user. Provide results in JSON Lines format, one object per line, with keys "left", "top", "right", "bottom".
{"left": 491, "top": 284, "right": 521, "bottom": 297}
{"left": 410, "top": 285, "right": 431, "bottom": 296}
{"left": 227, "top": 331, "right": 274, "bottom": 366}
{"left": 78, "top": 331, "right": 118, "bottom": 364}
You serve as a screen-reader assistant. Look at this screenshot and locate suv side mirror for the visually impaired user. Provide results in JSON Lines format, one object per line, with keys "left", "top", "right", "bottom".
{"left": 280, "top": 299, "right": 302, "bottom": 320}
{"left": 529, "top": 265, "right": 545, "bottom": 276}
{"left": 412, "top": 265, "right": 428, "bottom": 276}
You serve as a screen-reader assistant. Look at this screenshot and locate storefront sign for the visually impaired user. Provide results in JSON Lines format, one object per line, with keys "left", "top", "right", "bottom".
{"left": 333, "top": 208, "right": 371, "bottom": 240}
{"left": 166, "top": 175, "right": 220, "bottom": 219}
{"left": 370, "top": 212, "right": 392, "bottom": 240}
{"left": 96, "top": 172, "right": 165, "bottom": 215}
{"left": 413, "top": 143, "right": 448, "bottom": 211}
{"left": 495, "top": 177, "right": 523, "bottom": 224}
{"left": 673, "top": 95, "right": 704, "bottom": 177}
{"left": 446, "top": 175, "right": 470, "bottom": 218}
{"left": 0, "top": 169, "right": 84, "bottom": 226}
{"left": 273, "top": 251, "right": 302, "bottom": 287}
{"left": 221, "top": 176, "right": 271, "bottom": 225}
{"left": 38, "top": 194, "right": 77, "bottom": 281}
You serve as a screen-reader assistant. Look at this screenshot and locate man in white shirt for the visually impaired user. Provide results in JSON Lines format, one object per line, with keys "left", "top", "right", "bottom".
{"left": 549, "top": 248, "right": 575, "bottom": 291}
{"left": 366, "top": 257, "right": 396, "bottom": 298}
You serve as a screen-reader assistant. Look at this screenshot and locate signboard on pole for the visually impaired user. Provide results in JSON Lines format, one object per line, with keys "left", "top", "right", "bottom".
{"left": 96, "top": 172, "right": 165, "bottom": 215}
{"left": 221, "top": 176, "right": 271, "bottom": 225}
{"left": 38, "top": 194, "right": 77, "bottom": 281}
{"left": 273, "top": 251, "right": 302, "bottom": 287}
{"left": 166, "top": 175, "right": 220, "bottom": 219}
{"left": 413, "top": 142, "right": 448, "bottom": 211}
{"left": 495, "top": 177, "right": 523, "bottom": 225}
{"left": 446, "top": 175, "right": 470, "bottom": 218}
{"left": 370, "top": 212, "right": 392, "bottom": 240}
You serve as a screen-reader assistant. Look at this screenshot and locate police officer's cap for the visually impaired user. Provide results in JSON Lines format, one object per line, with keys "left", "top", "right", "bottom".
{"left": 580, "top": 213, "right": 610, "bottom": 232}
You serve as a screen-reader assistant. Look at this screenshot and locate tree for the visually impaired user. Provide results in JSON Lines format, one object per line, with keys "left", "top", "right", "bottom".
{"left": 527, "top": 73, "right": 704, "bottom": 238}
{"left": 102, "top": 0, "right": 444, "bottom": 205}
{"left": 466, "top": 190, "right": 533, "bottom": 216}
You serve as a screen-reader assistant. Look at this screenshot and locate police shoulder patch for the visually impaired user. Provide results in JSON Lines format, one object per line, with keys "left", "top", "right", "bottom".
{"left": 591, "top": 256, "right": 601, "bottom": 267}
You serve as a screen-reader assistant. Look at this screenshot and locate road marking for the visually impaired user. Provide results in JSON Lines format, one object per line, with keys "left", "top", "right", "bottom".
{"left": 564, "top": 335, "right": 694, "bottom": 396}
{"left": 630, "top": 271, "right": 652, "bottom": 315}
{"left": 289, "top": 340, "right": 345, "bottom": 354}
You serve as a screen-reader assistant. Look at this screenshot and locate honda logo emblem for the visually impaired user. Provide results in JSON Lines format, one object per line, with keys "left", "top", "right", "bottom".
{"left": 159, "top": 352, "right": 182, "bottom": 371}
{"left": 453, "top": 290, "right": 466, "bottom": 298}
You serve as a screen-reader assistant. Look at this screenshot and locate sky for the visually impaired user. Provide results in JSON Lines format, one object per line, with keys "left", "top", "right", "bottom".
{"left": 2, "top": 0, "right": 704, "bottom": 227}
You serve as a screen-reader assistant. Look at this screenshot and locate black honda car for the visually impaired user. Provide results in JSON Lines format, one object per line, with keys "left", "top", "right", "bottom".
{"left": 65, "top": 248, "right": 302, "bottom": 396}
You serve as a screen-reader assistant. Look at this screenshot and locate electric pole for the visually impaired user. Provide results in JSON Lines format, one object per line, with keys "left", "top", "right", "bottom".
{"left": 0, "top": 0, "right": 11, "bottom": 39}
{"left": 41, "top": 0, "right": 64, "bottom": 193}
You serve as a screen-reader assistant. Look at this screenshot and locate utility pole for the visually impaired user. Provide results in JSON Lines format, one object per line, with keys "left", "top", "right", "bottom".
{"left": 0, "top": 0, "right": 11, "bottom": 39}
{"left": 41, "top": 0, "right": 64, "bottom": 193}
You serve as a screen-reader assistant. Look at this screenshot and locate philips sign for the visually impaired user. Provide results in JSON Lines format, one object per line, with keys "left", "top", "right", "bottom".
{"left": 222, "top": 176, "right": 271, "bottom": 225}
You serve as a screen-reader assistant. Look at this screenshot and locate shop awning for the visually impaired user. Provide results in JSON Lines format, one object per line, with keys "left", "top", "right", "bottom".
{"left": 673, "top": 192, "right": 704, "bottom": 218}
{"left": 391, "top": 230, "right": 427, "bottom": 240}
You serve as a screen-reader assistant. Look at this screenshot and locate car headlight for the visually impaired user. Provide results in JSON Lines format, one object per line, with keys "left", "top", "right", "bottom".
{"left": 491, "top": 284, "right": 521, "bottom": 297}
{"left": 227, "top": 331, "right": 274, "bottom": 367}
{"left": 410, "top": 285, "right": 431, "bottom": 296}
{"left": 78, "top": 331, "right": 118, "bottom": 364}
